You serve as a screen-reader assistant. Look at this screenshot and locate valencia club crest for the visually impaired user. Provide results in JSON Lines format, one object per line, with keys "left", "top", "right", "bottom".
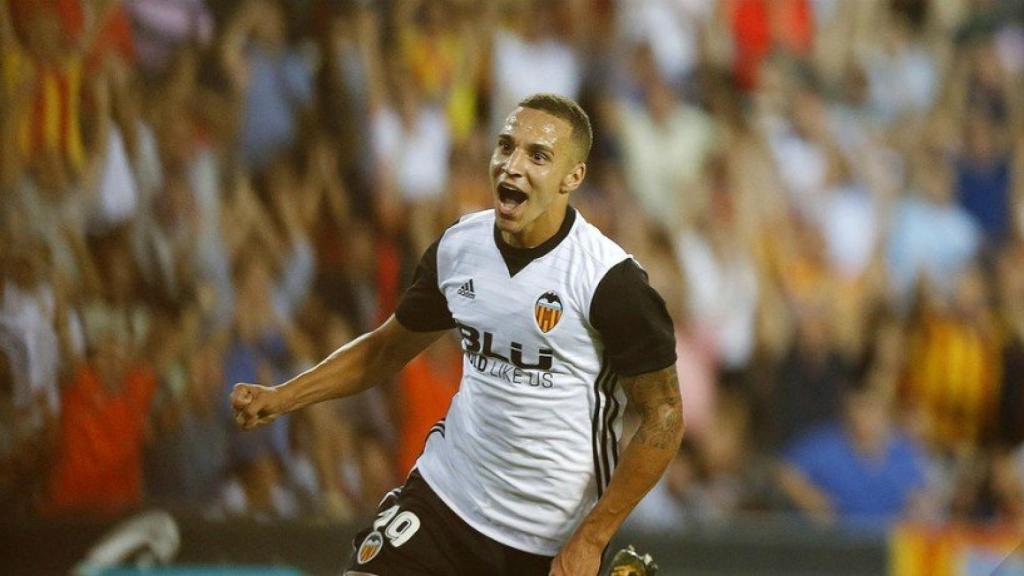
{"left": 535, "top": 291, "right": 563, "bottom": 333}
{"left": 356, "top": 531, "right": 384, "bottom": 564}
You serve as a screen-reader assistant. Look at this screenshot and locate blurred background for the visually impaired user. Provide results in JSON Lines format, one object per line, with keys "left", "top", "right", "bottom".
{"left": 1, "top": 0, "right": 1023, "bottom": 574}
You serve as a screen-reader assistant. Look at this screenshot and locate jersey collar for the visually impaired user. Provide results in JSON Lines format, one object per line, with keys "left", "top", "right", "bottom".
{"left": 493, "top": 206, "right": 577, "bottom": 277}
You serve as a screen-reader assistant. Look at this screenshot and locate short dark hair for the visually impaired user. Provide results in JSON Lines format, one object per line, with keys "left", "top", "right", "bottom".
{"left": 516, "top": 93, "right": 593, "bottom": 163}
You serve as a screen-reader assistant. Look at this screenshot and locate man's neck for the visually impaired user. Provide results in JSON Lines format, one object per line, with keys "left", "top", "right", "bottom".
{"left": 501, "top": 205, "right": 569, "bottom": 249}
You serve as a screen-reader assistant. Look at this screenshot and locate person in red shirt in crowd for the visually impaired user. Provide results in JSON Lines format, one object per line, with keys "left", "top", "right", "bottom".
{"left": 43, "top": 318, "right": 156, "bottom": 516}
{"left": 725, "top": 0, "right": 814, "bottom": 90}
{"left": 2, "top": 0, "right": 135, "bottom": 187}
{"left": 395, "top": 335, "right": 461, "bottom": 477}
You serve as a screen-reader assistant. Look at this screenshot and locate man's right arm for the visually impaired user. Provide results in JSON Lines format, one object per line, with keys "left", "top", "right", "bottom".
{"left": 231, "top": 315, "right": 446, "bottom": 430}
{"left": 234, "top": 224, "right": 456, "bottom": 429}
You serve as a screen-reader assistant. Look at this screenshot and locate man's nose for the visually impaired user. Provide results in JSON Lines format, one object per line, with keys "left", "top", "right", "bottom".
{"left": 502, "top": 149, "right": 526, "bottom": 177}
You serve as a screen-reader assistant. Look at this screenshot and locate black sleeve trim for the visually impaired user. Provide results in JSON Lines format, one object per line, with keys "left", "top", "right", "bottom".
{"left": 395, "top": 235, "right": 456, "bottom": 332}
{"left": 589, "top": 259, "right": 677, "bottom": 376}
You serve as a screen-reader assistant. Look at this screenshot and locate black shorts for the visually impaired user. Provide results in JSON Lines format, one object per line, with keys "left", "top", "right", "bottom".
{"left": 343, "top": 470, "right": 554, "bottom": 575}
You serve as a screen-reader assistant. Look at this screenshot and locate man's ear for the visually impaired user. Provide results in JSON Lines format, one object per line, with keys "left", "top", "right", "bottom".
{"left": 560, "top": 162, "right": 587, "bottom": 194}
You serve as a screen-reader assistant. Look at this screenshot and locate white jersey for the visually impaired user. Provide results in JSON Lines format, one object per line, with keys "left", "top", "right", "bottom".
{"left": 395, "top": 207, "right": 675, "bottom": 556}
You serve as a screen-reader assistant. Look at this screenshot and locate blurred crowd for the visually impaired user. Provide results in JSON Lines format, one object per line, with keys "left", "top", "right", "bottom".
{"left": 1, "top": 0, "right": 1023, "bottom": 533}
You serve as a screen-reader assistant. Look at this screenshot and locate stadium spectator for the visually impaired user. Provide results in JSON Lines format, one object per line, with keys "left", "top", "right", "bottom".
{"left": 955, "top": 112, "right": 1013, "bottom": 246}
{"left": 991, "top": 444, "right": 1024, "bottom": 525}
{"left": 609, "top": 43, "right": 716, "bottom": 231}
{"left": 143, "top": 303, "right": 228, "bottom": 509}
{"left": 368, "top": 48, "right": 452, "bottom": 255}
{"left": 2, "top": 0, "right": 91, "bottom": 187}
{"left": 763, "top": 210, "right": 848, "bottom": 431}
{"left": 676, "top": 165, "right": 759, "bottom": 380}
{"left": 815, "top": 147, "right": 881, "bottom": 282}
{"left": 0, "top": 238, "right": 63, "bottom": 450}
{"left": 727, "top": 0, "right": 815, "bottom": 91}
{"left": 902, "top": 265, "right": 1002, "bottom": 453}
{"left": 43, "top": 312, "right": 157, "bottom": 516}
{"left": 393, "top": 0, "right": 484, "bottom": 144}
{"left": 222, "top": 0, "right": 314, "bottom": 171}
{"left": 395, "top": 335, "right": 460, "bottom": 477}
{"left": 887, "top": 145, "right": 982, "bottom": 310}
{"left": 996, "top": 241, "right": 1024, "bottom": 448}
{"left": 858, "top": 3, "right": 939, "bottom": 122}
{"left": 776, "top": 359, "right": 929, "bottom": 527}
{"left": 616, "top": 0, "right": 713, "bottom": 88}
{"left": 124, "top": 0, "right": 214, "bottom": 80}
{"left": 219, "top": 249, "right": 302, "bottom": 517}
{"left": 489, "top": 1, "right": 582, "bottom": 134}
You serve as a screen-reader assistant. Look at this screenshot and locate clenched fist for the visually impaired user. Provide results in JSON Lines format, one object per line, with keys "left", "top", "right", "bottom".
{"left": 231, "top": 383, "right": 286, "bottom": 430}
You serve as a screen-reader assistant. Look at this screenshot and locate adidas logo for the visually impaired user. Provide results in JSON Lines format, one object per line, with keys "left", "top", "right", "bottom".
{"left": 457, "top": 279, "right": 476, "bottom": 299}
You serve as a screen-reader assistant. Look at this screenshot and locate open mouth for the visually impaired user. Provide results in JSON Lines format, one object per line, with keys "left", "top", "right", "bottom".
{"left": 497, "top": 183, "right": 528, "bottom": 216}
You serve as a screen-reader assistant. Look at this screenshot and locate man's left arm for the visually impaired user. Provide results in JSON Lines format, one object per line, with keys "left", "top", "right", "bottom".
{"left": 550, "top": 364, "right": 684, "bottom": 576}
{"left": 551, "top": 257, "right": 681, "bottom": 576}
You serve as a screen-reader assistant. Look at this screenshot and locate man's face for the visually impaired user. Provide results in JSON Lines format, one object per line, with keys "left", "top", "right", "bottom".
{"left": 846, "top": 391, "right": 890, "bottom": 454}
{"left": 489, "top": 107, "right": 585, "bottom": 246}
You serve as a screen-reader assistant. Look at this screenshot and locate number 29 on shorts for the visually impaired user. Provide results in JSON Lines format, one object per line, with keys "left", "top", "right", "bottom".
{"left": 372, "top": 505, "right": 421, "bottom": 548}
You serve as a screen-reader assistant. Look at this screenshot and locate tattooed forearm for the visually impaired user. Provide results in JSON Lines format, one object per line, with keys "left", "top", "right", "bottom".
{"left": 622, "top": 365, "right": 684, "bottom": 450}
{"left": 568, "top": 364, "right": 684, "bottom": 547}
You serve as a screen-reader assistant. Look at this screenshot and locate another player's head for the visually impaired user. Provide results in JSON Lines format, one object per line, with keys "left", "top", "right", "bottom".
{"left": 490, "top": 94, "right": 592, "bottom": 248}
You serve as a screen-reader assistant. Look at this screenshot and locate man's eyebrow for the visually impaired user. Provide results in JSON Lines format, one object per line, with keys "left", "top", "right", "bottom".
{"left": 495, "top": 135, "right": 557, "bottom": 157}
{"left": 527, "top": 142, "right": 554, "bottom": 155}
